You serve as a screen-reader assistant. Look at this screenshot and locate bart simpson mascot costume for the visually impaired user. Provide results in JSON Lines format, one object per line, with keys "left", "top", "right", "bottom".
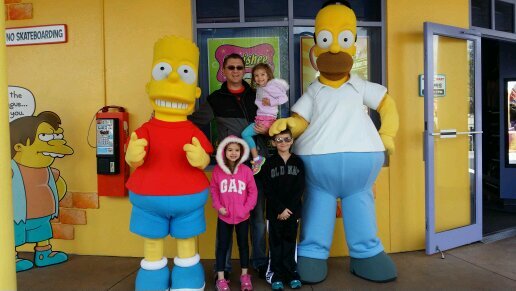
{"left": 270, "top": 1, "right": 399, "bottom": 284}
{"left": 125, "top": 36, "right": 213, "bottom": 291}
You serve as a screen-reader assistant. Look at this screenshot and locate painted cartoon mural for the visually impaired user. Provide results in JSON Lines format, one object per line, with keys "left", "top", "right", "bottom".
{"left": 10, "top": 111, "right": 74, "bottom": 272}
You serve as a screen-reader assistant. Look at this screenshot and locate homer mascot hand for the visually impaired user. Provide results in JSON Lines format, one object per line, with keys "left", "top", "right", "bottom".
{"left": 270, "top": 0, "right": 399, "bottom": 284}
{"left": 125, "top": 36, "right": 213, "bottom": 291}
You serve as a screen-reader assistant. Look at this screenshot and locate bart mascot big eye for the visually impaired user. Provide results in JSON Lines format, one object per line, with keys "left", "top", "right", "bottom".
{"left": 269, "top": 1, "right": 399, "bottom": 284}
{"left": 125, "top": 36, "right": 213, "bottom": 291}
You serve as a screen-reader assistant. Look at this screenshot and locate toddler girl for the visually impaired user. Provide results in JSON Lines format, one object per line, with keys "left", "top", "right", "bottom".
{"left": 211, "top": 135, "right": 258, "bottom": 291}
{"left": 241, "top": 63, "right": 289, "bottom": 174}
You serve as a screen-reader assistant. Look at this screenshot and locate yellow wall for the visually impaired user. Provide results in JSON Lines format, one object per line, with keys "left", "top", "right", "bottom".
{"left": 104, "top": 0, "right": 193, "bottom": 130}
{"left": 7, "top": 0, "right": 105, "bottom": 191}
{"left": 387, "top": 0, "right": 469, "bottom": 251}
{"left": 10, "top": 0, "right": 471, "bottom": 258}
{"left": 13, "top": 0, "right": 194, "bottom": 257}
{"left": 11, "top": 0, "right": 390, "bottom": 258}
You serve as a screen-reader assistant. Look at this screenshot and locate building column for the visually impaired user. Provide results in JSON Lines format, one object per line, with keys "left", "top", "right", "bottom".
{"left": 0, "top": 3, "right": 17, "bottom": 290}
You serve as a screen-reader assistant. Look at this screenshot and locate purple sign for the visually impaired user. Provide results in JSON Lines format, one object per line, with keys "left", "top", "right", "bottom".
{"left": 214, "top": 43, "right": 276, "bottom": 82}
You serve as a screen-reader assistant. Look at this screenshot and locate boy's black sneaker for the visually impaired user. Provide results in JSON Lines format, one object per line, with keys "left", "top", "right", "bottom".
{"left": 289, "top": 279, "right": 302, "bottom": 289}
{"left": 271, "top": 281, "right": 284, "bottom": 291}
{"left": 256, "top": 266, "right": 267, "bottom": 279}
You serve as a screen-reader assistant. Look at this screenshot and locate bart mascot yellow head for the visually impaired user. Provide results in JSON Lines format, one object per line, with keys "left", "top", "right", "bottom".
{"left": 269, "top": 0, "right": 399, "bottom": 284}
{"left": 125, "top": 36, "right": 213, "bottom": 291}
{"left": 146, "top": 36, "right": 201, "bottom": 120}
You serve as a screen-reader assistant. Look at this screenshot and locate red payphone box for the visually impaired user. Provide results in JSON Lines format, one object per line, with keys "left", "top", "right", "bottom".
{"left": 96, "top": 106, "right": 129, "bottom": 197}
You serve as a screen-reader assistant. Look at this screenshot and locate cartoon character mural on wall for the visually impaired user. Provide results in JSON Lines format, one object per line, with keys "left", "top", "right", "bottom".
{"left": 10, "top": 110, "right": 74, "bottom": 272}
{"left": 125, "top": 36, "right": 213, "bottom": 291}
{"left": 270, "top": 1, "right": 399, "bottom": 284}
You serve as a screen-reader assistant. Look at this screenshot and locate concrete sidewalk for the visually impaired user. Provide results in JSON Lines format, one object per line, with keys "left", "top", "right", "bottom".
{"left": 16, "top": 236, "right": 516, "bottom": 290}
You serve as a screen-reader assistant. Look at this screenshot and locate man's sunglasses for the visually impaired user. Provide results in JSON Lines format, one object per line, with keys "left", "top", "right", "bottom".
{"left": 274, "top": 137, "right": 293, "bottom": 143}
{"left": 226, "top": 65, "right": 244, "bottom": 71}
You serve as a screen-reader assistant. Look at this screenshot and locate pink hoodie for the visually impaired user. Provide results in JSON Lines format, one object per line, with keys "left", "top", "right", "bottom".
{"left": 210, "top": 136, "right": 257, "bottom": 224}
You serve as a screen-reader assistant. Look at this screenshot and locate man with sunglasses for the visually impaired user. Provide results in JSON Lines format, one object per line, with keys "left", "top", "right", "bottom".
{"left": 189, "top": 53, "right": 269, "bottom": 281}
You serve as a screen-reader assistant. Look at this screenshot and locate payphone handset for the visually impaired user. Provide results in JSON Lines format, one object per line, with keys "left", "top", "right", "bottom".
{"left": 96, "top": 118, "right": 120, "bottom": 174}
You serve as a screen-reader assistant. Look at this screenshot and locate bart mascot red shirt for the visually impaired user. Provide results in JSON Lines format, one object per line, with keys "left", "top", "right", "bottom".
{"left": 270, "top": 1, "right": 399, "bottom": 284}
{"left": 125, "top": 36, "right": 213, "bottom": 291}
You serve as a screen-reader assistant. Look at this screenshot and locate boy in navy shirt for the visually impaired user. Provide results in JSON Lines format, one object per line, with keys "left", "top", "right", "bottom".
{"left": 262, "top": 129, "right": 305, "bottom": 290}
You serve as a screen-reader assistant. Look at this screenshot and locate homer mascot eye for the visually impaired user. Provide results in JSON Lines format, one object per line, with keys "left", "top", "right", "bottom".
{"left": 316, "top": 30, "right": 333, "bottom": 48}
{"left": 338, "top": 30, "right": 354, "bottom": 48}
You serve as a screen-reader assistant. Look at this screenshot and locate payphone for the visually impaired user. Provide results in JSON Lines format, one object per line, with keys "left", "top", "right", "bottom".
{"left": 96, "top": 118, "right": 119, "bottom": 174}
{"left": 95, "top": 106, "right": 129, "bottom": 196}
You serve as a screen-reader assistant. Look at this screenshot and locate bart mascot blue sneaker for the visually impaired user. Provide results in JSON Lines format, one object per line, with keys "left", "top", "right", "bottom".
{"left": 136, "top": 258, "right": 170, "bottom": 291}
{"left": 171, "top": 255, "right": 205, "bottom": 290}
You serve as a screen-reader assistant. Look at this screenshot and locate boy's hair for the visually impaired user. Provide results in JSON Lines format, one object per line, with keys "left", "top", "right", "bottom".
{"left": 223, "top": 142, "right": 244, "bottom": 173}
{"left": 251, "top": 63, "right": 274, "bottom": 88}
{"left": 223, "top": 53, "right": 245, "bottom": 67}
{"left": 273, "top": 128, "right": 292, "bottom": 139}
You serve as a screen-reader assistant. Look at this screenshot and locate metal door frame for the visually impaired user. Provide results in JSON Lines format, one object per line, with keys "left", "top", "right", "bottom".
{"left": 424, "top": 22, "right": 483, "bottom": 255}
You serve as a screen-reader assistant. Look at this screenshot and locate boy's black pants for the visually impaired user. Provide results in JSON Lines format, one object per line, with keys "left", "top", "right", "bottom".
{"left": 269, "top": 218, "right": 300, "bottom": 283}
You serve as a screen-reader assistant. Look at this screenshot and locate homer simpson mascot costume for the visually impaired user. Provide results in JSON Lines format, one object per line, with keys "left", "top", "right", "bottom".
{"left": 125, "top": 36, "right": 213, "bottom": 291}
{"left": 270, "top": 1, "right": 399, "bottom": 284}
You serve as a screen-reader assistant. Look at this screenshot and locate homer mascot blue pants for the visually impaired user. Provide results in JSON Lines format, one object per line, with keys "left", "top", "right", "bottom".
{"left": 297, "top": 152, "right": 393, "bottom": 281}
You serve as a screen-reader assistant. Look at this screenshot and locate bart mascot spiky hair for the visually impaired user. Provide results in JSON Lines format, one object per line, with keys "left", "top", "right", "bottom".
{"left": 125, "top": 36, "right": 213, "bottom": 291}
{"left": 270, "top": 0, "right": 399, "bottom": 284}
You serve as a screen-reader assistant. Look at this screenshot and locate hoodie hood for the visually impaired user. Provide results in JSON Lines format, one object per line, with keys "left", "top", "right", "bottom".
{"left": 216, "top": 135, "right": 250, "bottom": 175}
{"left": 269, "top": 78, "right": 289, "bottom": 91}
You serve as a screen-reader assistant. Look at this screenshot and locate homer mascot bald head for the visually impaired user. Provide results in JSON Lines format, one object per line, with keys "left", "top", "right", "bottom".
{"left": 270, "top": 0, "right": 399, "bottom": 284}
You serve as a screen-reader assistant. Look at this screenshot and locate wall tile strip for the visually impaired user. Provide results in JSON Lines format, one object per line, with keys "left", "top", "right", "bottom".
{"left": 4, "top": 0, "right": 22, "bottom": 4}
{"left": 59, "top": 208, "right": 87, "bottom": 225}
{"left": 51, "top": 192, "right": 100, "bottom": 240}
{"left": 7, "top": 3, "right": 33, "bottom": 20}
{"left": 72, "top": 192, "right": 100, "bottom": 209}
{"left": 51, "top": 223, "right": 74, "bottom": 240}
{"left": 59, "top": 193, "right": 73, "bottom": 208}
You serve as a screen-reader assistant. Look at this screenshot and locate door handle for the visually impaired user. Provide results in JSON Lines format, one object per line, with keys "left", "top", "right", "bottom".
{"left": 429, "top": 129, "right": 483, "bottom": 138}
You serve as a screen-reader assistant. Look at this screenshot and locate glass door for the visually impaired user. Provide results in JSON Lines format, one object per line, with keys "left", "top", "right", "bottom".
{"left": 424, "top": 22, "right": 482, "bottom": 255}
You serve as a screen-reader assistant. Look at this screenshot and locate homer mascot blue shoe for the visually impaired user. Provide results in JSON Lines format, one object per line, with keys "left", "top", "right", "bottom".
{"left": 125, "top": 36, "right": 213, "bottom": 291}
{"left": 269, "top": 0, "right": 399, "bottom": 284}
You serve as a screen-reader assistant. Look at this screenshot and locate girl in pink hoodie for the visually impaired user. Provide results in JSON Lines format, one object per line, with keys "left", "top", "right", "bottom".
{"left": 211, "top": 135, "right": 257, "bottom": 291}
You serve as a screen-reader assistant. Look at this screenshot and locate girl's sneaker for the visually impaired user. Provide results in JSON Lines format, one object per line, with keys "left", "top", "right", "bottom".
{"left": 251, "top": 156, "right": 265, "bottom": 175}
{"left": 216, "top": 278, "right": 230, "bottom": 291}
{"left": 240, "top": 274, "right": 253, "bottom": 291}
{"left": 271, "top": 281, "right": 284, "bottom": 291}
{"left": 289, "top": 279, "right": 302, "bottom": 289}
